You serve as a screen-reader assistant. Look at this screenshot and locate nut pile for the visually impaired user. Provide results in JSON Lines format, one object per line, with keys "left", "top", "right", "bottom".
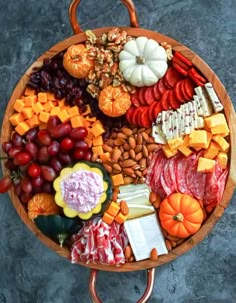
{"left": 85, "top": 28, "right": 136, "bottom": 98}
{"left": 98, "top": 126, "right": 159, "bottom": 185}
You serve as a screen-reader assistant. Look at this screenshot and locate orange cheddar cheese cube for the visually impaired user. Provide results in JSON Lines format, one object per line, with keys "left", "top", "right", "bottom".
{"left": 99, "top": 152, "right": 111, "bottom": 162}
{"left": 111, "top": 174, "right": 124, "bottom": 187}
{"left": 43, "top": 101, "right": 55, "bottom": 112}
{"left": 24, "top": 87, "right": 36, "bottom": 96}
{"left": 38, "top": 92, "right": 48, "bottom": 103}
{"left": 13, "top": 99, "right": 25, "bottom": 112}
{"left": 162, "top": 144, "right": 178, "bottom": 158}
{"left": 90, "top": 123, "right": 105, "bottom": 137}
{"left": 9, "top": 113, "right": 24, "bottom": 126}
{"left": 93, "top": 135, "right": 103, "bottom": 147}
{"left": 39, "top": 111, "right": 50, "bottom": 123}
{"left": 27, "top": 115, "right": 40, "bottom": 127}
{"left": 189, "top": 130, "right": 209, "bottom": 149}
{"left": 204, "top": 113, "right": 227, "bottom": 129}
{"left": 50, "top": 106, "right": 61, "bottom": 116}
{"left": 197, "top": 157, "right": 216, "bottom": 173}
{"left": 15, "top": 121, "right": 30, "bottom": 136}
{"left": 106, "top": 202, "right": 120, "bottom": 217}
{"left": 86, "top": 116, "right": 97, "bottom": 122}
{"left": 47, "top": 92, "right": 55, "bottom": 101}
{"left": 102, "top": 212, "right": 114, "bottom": 225}
{"left": 178, "top": 145, "right": 193, "bottom": 157}
{"left": 203, "top": 141, "right": 220, "bottom": 159}
{"left": 70, "top": 115, "right": 84, "bottom": 128}
{"left": 67, "top": 106, "right": 79, "bottom": 118}
{"left": 92, "top": 145, "right": 104, "bottom": 156}
{"left": 210, "top": 124, "right": 229, "bottom": 136}
{"left": 22, "top": 107, "right": 34, "bottom": 119}
{"left": 212, "top": 135, "right": 230, "bottom": 152}
{"left": 167, "top": 137, "right": 184, "bottom": 150}
{"left": 32, "top": 102, "right": 44, "bottom": 114}
{"left": 58, "top": 109, "right": 70, "bottom": 123}
{"left": 24, "top": 95, "right": 37, "bottom": 106}
{"left": 216, "top": 152, "right": 228, "bottom": 169}
{"left": 114, "top": 211, "right": 127, "bottom": 225}
{"left": 82, "top": 104, "right": 91, "bottom": 116}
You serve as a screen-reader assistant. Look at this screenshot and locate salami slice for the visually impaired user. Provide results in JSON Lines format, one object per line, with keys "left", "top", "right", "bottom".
{"left": 176, "top": 154, "right": 194, "bottom": 195}
{"left": 216, "top": 168, "right": 229, "bottom": 204}
{"left": 169, "top": 154, "right": 181, "bottom": 192}
{"left": 163, "top": 160, "right": 175, "bottom": 195}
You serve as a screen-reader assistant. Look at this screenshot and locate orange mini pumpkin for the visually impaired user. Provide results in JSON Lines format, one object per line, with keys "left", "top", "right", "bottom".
{"left": 63, "top": 44, "right": 94, "bottom": 79}
{"left": 28, "top": 193, "right": 60, "bottom": 220}
{"left": 159, "top": 193, "right": 204, "bottom": 238}
{"left": 98, "top": 85, "right": 131, "bottom": 117}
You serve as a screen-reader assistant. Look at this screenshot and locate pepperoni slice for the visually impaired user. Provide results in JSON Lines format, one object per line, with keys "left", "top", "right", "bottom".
{"left": 184, "top": 78, "right": 195, "bottom": 100}
{"left": 148, "top": 101, "right": 158, "bottom": 123}
{"left": 137, "top": 87, "right": 147, "bottom": 105}
{"left": 132, "top": 106, "right": 144, "bottom": 126}
{"left": 126, "top": 106, "right": 135, "bottom": 125}
{"left": 160, "top": 90, "right": 171, "bottom": 111}
{"left": 188, "top": 67, "right": 206, "bottom": 83}
{"left": 164, "top": 66, "right": 184, "bottom": 88}
{"left": 188, "top": 69, "right": 205, "bottom": 86}
{"left": 144, "top": 86, "right": 155, "bottom": 105}
{"left": 153, "top": 82, "right": 161, "bottom": 100}
{"left": 172, "top": 56, "right": 190, "bottom": 71}
{"left": 131, "top": 91, "right": 141, "bottom": 107}
{"left": 180, "top": 80, "right": 190, "bottom": 102}
{"left": 174, "top": 51, "right": 193, "bottom": 67}
{"left": 173, "top": 80, "right": 185, "bottom": 104}
{"left": 172, "top": 62, "right": 188, "bottom": 76}
{"left": 169, "top": 90, "right": 181, "bottom": 110}
{"left": 153, "top": 102, "right": 163, "bottom": 121}
{"left": 139, "top": 106, "right": 151, "bottom": 128}
{"left": 157, "top": 78, "right": 168, "bottom": 95}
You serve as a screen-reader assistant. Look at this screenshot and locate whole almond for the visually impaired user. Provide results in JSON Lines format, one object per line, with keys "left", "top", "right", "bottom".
{"left": 170, "top": 241, "right": 177, "bottom": 248}
{"left": 137, "top": 133, "right": 143, "bottom": 145}
{"left": 128, "top": 256, "right": 135, "bottom": 263}
{"left": 111, "top": 147, "right": 122, "bottom": 162}
{"left": 153, "top": 199, "right": 160, "bottom": 209}
{"left": 111, "top": 132, "right": 117, "bottom": 139}
{"left": 114, "top": 138, "right": 126, "bottom": 146}
{"left": 135, "top": 144, "right": 142, "bottom": 153}
{"left": 121, "top": 159, "right": 137, "bottom": 168}
{"left": 132, "top": 163, "right": 141, "bottom": 170}
{"left": 124, "top": 245, "right": 132, "bottom": 259}
{"left": 119, "top": 146, "right": 124, "bottom": 153}
{"left": 135, "top": 170, "right": 142, "bottom": 177}
{"left": 106, "top": 139, "right": 115, "bottom": 147}
{"left": 113, "top": 169, "right": 122, "bottom": 175}
{"left": 142, "top": 168, "right": 147, "bottom": 175}
{"left": 142, "top": 145, "right": 149, "bottom": 158}
{"left": 139, "top": 177, "right": 145, "bottom": 184}
{"left": 142, "top": 131, "right": 149, "bottom": 142}
{"left": 137, "top": 127, "right": 146, "bottom": 133}
{"left": 132, "top": 128, "right": 138, "bottom": 134}
{"left": 123, "top": 143, "right": 130, "bottom": 151}
{"left": 122, "top": 127, "right": 133, "bottom": 136}
{"left": 123, "top": 151, "right": 129, "bottom": 160}
{"left": 149, "top": 191, "right": 158, "bottom": 203}
{"left": 139, "top": 158, "right": 147, "bottom": 170}
{"left": 124, "top": 176, "right": 134, "bottom": 184}
{"left": 103, "top": 163, "right": 112, "bottom": 174}
{"left": 112, "top": 163, "right": 122, "bottom": 172}
{"left": 128, "top": 137, "right": 136, "bottom": 149}
{"left": 103, "top": 144, "right": 113, "bottom": 153}
{"left": 150, "top": 248, "right": 158, "bottom": 261}
{"left": 147, "top": 136, "right": 155, "bottom": 144}
{"left": 123, "top": 167, "right": 135, "bottom": 176}
{"left": 135, "top": 152, "right": 143, "bottom": 162}
{"left": 165, "top": 239, "right": 172, "bottom": 251}
{"left": 145, "top": 128, "right": 152, "bottom": 135}
{"left": 120, "top": 200, "right": 129, "bottom": 216}
{"left": 129, "top": 149, "right": 136, "bottom": 159}
{"left": 147, "top": 144, "right": 159, "bottom": 152}
{"left": 117, "top": 133, "right": 127, "bottom": 140}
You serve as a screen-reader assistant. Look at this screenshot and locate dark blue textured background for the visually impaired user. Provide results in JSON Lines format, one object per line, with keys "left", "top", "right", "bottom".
{"left": 0, "top": 1, "right": 235, "bottom": 302}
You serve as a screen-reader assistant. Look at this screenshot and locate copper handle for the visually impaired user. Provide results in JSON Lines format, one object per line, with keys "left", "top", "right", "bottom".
{"left": 69, "top": 0, "right": 139, "bottom": 35}
{"left": 89, "top": 268, "right": 156, "bottom": 303}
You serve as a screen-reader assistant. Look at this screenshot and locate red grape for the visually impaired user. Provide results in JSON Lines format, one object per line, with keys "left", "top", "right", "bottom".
{"left": 37, "top": 130, "right": 52, "bottom": 146}
{"left": 25, "top": 142, "right": 38, "bottom": 160}
{"left": 38, "top": 146, "right": 50, "bottom": 163}
{"left": 58, "top": 153, "right": 72, "bottom": 165}
{"left": 2, "top": 141, "right": 13, "bottom": 153}
{"left": 83, "top": 150, "right": 92, "bottom": 161}
{"left": 14, "top": 152, "right": 32, "bottom": 166}
{"left": 50, "top": 157, "right": 63, "bottom": 173}
{"left": 27, "top": 163, "right": 41, "bottom": 178}
{"left": 72, "top": 148, "right": 85, "bottom": 160}
{"left": 42, "top": 182, "right": 54, "bottom": 194}
{"left": 20, "top": 192, "right": 32, "bottom": 203}
{"left": 50, "top": 123, "right": 72, "bottom": 138}
{"left": 31, "top": 175, "right": 44, "bottom": 187}
{"left": 60, "top": 137, "right": 74, "bottom": 151}
{"left": 21, "top": 177, "right": 33, "bottom": 193}
{"left": 11, "top": 132, "right": 23, "bottom": 147}
{"left": 8, "top": 147, "right": 22, "bottom": 158}
{"left": 74, "top": 140, "right": 89, "bottom": 151}
{"left": 70, "top": 127, "right": 88, "bottom": 140}
{"left": 41, "top": 165, "right": 56, "bottom": 181}
{"left": 47, "top": 116, "right": 60, "bottom": 133}
{"left": 4, "top": 159, "right": 17, "bottom": 171}
{"left": 26, "top": 127, "right": 38, "bottom": 141}
{"left": 0, "top": 176, "right": 12, "bottom": 193}
{"left": 48, "top": 140, "right": 60, "bottom": 156}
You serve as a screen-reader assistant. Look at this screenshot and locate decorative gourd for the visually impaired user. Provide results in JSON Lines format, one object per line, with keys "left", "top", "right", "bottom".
{"left": 35, "top": 215, "right": 82, "bottom": 247}
{"left": 53, "top": 161, "right": 112, "bottom": 220}
{"left": 159, "top": 193, "right": 204, "bottom": 238}
{"left": 119, "top": 37, "right": 168, "bottom": 87}
{"left": 98, "top": 85, "right": 131, "bottom": 117}
{"left": 28, "top": 193, "right": 60, "bottom": 220}
{"left": 63, "top": 44, "right": 94, "bottom": 79}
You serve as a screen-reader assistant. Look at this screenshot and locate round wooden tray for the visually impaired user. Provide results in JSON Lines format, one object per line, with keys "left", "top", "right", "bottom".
{"left": 1, "top": 0, "right": 236, "bottom": 301}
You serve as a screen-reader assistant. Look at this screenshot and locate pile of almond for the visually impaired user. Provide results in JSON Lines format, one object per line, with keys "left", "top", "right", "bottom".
{"left": 98, "top": 126, "right": 159, "bottom": 185}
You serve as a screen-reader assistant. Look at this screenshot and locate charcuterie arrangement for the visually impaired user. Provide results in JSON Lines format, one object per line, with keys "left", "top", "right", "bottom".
{"left": 1, "top": 27, "right": 230, "bottom": 266}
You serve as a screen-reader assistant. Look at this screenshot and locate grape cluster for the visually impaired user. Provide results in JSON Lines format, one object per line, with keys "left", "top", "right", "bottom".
{"left": 1, "top": 116, "right": 91, "bottom": 203}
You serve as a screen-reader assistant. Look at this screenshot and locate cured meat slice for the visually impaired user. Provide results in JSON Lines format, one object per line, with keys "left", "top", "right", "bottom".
{"left": 163, "top": 159, "right": 175, "bottom": 194}
{"left": 216, "top": 168, "right": 229, "bottom": 204}
{"left": 176, "top": 155, "right": 192, "bottom": 194}
{"left": 169, "top": 154, "right": 181, "bottom": 192}
{"left": 164, "top": 66, "right": 184, "bottom": 88}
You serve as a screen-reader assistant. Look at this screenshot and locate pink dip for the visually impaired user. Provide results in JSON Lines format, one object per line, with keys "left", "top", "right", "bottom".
{"left": 60, "top": 170, "right": 104, "bottom": 213}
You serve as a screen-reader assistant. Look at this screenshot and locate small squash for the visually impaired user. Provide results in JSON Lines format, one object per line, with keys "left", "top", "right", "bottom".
{"left": 28, "top": 193, "right": 60, "bottom": 220}
{"left": 63, "top": 44, "right": 94, "bottom": 79}
{"left": 159, "top": 193, "right": 204, "bottom": 238}
{"left": 98, "top": 85, "right": 131, "bottom": 117}
{"left": 119, "top": 37, "right": 168, "bottom": 87}
{"left": 53, "top": 161, "right": 112, "bottom": 220}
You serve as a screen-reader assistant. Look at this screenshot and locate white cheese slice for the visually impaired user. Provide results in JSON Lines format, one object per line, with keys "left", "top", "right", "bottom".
{"left": 191, "top": 100, "right": 198, "bottom": 128}
{"left": 193, "top": 95, "right": 204, "bottom": 116}
{"left": 178, "top": 109, "right": 185, "bottom": 136}
{"left": 197, "top": 116, "right": 205, "bottom": 128}
{"left": 124, "top": 213, "right": 168, "bottom": 261}
{"left": 165, "top": 110, "right": 174, "bottom": 140}
{"left": 172, "top": 111, "right": 179, "bottom": 138}
{"left": 152, "top": 125, "right": 167, "bottom": 144}
{"left": 119, "top": 184, "right": 150, "bottom": 195}
{"left": 188, "top": 102, "right": 195, "bottom": 132}
{"left": 117, "top": 191, "right": 151, "bottom": 205}
{"left": 156, "top": 112, "right": 162, "bottom": 124}
{"left": 204, "top": 82, "right": 224, "bottom": 112}
{"left": 127, "top": 205, "right": 155, "bottom": 220}
{"left": 182, "top": 103, "right": 190, "bottom": 135}
{"left": 195, "top": 86, "right": 213, "bottom": 117}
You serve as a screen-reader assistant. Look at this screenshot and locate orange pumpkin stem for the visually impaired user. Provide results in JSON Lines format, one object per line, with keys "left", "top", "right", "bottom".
{"left": 173, "top": 212, "right": 184, "bottom": 222}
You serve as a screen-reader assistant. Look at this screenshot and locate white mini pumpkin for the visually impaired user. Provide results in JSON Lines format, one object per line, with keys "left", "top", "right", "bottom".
{"left": 119, "top": 37, "right": 168, "bottom": 87}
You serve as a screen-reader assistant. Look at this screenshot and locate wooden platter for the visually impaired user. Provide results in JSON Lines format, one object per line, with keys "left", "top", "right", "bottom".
{"left": 1, "top": 0, "right": 236, "bottom": 275}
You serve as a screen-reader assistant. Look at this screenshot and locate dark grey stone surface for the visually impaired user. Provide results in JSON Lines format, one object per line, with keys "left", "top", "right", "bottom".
{"left": 0, "top": 0, "right": 235, "bottom": 302}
